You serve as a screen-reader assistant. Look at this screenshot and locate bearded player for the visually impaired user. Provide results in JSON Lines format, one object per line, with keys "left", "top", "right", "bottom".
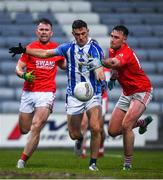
{"left": 15, "top": 18, "right": 65, "bottom": 168}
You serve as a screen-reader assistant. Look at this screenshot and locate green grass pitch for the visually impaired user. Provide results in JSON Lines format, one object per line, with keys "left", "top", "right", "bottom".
{"left": 0, "top": 148, "right": 163, "bottom": 179}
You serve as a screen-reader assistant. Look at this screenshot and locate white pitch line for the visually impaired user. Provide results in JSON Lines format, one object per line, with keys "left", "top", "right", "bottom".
{"left": 104, "top": 154, "right": 122, "bottom": 158}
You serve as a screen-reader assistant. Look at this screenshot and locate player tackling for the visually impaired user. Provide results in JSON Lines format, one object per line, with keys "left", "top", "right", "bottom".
{"left": 89, "top": 25, "right": 153, "bottom": 170}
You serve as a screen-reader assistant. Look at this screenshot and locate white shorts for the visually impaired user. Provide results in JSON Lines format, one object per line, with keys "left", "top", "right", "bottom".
{"left": 66, "top": 94, "right": 102, "bottom": 115}
{"left": 116, "top": 89, "right": 153, "bottom": 112}
{"left": 19, "top": 91, "right": 55, "bottom": 113}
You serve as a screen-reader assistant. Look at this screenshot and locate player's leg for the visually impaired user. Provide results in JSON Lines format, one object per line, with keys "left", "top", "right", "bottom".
{"left": 132, "top": 115, "right": 153, "bottom": 134}
{"left": 17, "top": 92, "right": 54, "bottom": 168}
{"left": 81, "top": 112, "right": 88, "bottom": 158}
{"left": 23, "top": 107, "right": 50, "bottom": 156}
{"left": 137, "top": 115, "right": 153, "bottom": 134}
{"left": 122, "top": 90, "right": 153, "bottom": 170}
{"left": 98, "top": 96, "right": 108, "bottom": 157}
{"left": 66, "top": 95, "right": 86, "bottom": 156}
{"left": 18, "top": 112, "right": 33, "bottom": 134}
{"left": 17, "top": 91, "right": 35, "bottom": 168}
{"left": 122, "top": 99, "right": 145, "bottom": 170}
{"left": 17, "top": 107, "right": 51, "bottom": 168}
{"left": 108, "top": 107, "right": 126, "bottom": 137}
{"left": 17, "top": 112, "right": 33, "bottom": 168}
{"left": 67, "top": 113, "right": 84, "bottom": 156}
{"left": 98, "top": 115, "right": 105, "bottom": 158}
{"left": 87, "top": 105, "right": 102, "bottom": 171}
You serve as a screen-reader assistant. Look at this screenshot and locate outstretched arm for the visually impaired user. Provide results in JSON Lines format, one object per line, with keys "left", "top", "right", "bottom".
{"left": 102, "top": 57, "right": 120, "bottom": 69}
{"left": 9, "top": 43, "right": 60, "bottom": 58}
{"left": 26, "top": 48, "right": 55, "bottom": 58}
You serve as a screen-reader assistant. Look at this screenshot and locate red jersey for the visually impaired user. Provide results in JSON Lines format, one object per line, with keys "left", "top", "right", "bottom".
{"left": 19, "top": 41, "right": 64, "bottom": 92}
{"left": 109, "top": 43, "right": 152, "bottom": 96}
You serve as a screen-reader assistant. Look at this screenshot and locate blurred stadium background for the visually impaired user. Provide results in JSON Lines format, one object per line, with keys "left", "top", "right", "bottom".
{"left": 0, "top": 0, "right": 163, "bottom": 149}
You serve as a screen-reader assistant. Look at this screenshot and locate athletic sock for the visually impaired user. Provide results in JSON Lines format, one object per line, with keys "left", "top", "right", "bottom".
{"left": 124, "top": 155, "right": 132, "bottom": 166}
{"left": 20, "top": 153, "right": 29, "bottom": 162}
{"left": 82, "top": 146, "right": 87, "bottom": 154}
{"left": 136, "top": 119, "right": 145, "bottom": 127}
{"left": 89, "top": 158, "right": 97, "bottom": 166}
{"left": 79, "top": 135, "right": 83, "bottom": 142}
{"left": 99, "top": 145, "right": 104, "bottom": 153}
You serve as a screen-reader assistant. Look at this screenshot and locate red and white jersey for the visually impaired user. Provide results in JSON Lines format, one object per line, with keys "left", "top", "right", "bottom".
{"left": 109, "top": 43, "right": 152, "bottom": 96}
{"left": 19, "top": 41, "right": 64, "bottom": 92}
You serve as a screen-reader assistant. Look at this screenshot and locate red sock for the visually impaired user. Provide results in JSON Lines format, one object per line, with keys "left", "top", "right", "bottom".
{"left": 136, "top": 119, "right": 145, "bottom": 127}
{"left": 82, "top": 146, "right": 87, "bottom": 154}
{"left": 21, "top": 153, "right": 29, "bottom": 162}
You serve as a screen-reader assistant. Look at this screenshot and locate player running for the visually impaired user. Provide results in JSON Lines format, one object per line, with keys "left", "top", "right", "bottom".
{"left": 13, "top": 18, "right": 65, "bottom": 168}
{"left": 9, "top": 19, "right": 106, "bottom": 171}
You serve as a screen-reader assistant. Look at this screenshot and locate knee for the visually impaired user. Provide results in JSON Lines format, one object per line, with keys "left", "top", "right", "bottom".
{"left": 19, "top": 127, "right": 30, "bottom": 134}
{"left": 121, "top": 121, "right": 133, "bottom": 134}
{"left": 108, "top": 125, "right": 120, "bottom": 137}
{"left": 30, "top": 121, "right": 43, "bottom": 133}
{"left": 69, "top": 130, "right": 81, "bottom": 140}
{"left": 108, "top": 129, "right": 117, "bottom": 138}
{"left": 90, "top": 125, "right": 101, "bottom": 135}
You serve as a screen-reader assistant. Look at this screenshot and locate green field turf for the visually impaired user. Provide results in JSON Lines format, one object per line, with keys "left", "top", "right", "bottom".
{"left": 0, "top": 148, "right": 163, "bottom": 179}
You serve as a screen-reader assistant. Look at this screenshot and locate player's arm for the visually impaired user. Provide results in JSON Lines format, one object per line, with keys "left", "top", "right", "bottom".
{"left": 9, "top": 43, "right": 60, "bottom": 58}
{"left": 94, "top": 67, "right": 106, "bottom": 81}
{"left": 26, "top": 48, "right": 55, "bottom": 58}
{"left": 15, "top": 60, "right": 26, "bottom": 78}
{"left": 57, "top": 59, "right": 67, "bottom": 70}
{"left": 102, "top": 57, "right": 120, "bottom": 69}
{"left": 94, "top": 67, "right": 108, "bottom": 90}
{"left": 16, "top": 60, "right": 35, "bottom": 82}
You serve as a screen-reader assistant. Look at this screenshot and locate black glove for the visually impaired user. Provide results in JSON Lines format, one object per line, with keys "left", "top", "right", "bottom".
{"left": 107, "top": 79, "right": 116, "bottom": 90}
{"left": 9, "top": 43, "right": 26, "bottom": 57}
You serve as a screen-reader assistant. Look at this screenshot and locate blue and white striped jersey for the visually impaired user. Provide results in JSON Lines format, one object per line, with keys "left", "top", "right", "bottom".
{"left": 54, "top": 38, "right": 104, "bottom": 96}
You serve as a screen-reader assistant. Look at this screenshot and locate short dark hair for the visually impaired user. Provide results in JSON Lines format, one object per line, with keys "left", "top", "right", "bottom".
{"left": 36, "top": 18, "right": 52, "bottom": 28}
{"left": 72, "top": 19, "right": 87, "bottom": 29}
{"left": 113, "top": 25, "right": 129, "bottom": 36}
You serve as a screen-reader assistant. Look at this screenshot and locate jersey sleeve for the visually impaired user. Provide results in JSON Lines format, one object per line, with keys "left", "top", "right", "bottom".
{"left": 90, "top": 41, "right": 104, "bottom": 66}
{"left": 19, "top": 53, "right": 29, "bottom": 64}
{"left": 54, "top": 42, "right": 70, "bottom": 57}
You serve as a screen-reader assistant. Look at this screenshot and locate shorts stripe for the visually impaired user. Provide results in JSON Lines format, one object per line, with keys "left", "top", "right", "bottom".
{"left": 143, "top": 91, "right": 150, "bottom": 105}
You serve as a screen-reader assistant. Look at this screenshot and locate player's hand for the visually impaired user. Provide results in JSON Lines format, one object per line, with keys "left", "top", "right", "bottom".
{"left": 87, "top": 58, "right": 102, "bottom": 71}
{"left": 9, "top": 43, "right": 26, "bottom": 57}
{"left": 22, "top": 71, "right": 35, "bottom": 82}
{"left": 107, "top": 79, "right": 116, "bottom": 90}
